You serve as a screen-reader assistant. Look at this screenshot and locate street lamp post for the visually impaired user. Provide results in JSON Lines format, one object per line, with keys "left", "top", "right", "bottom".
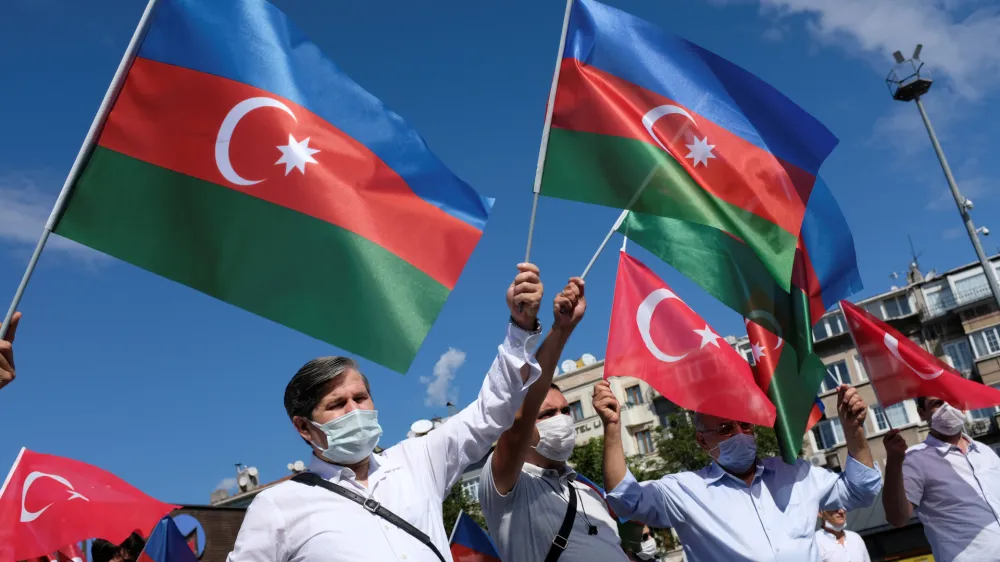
{"left": 886, "top": 45, "right": 1000, "bottom": 312}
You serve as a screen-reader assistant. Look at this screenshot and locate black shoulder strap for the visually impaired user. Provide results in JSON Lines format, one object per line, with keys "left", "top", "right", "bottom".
{"left": 292, "top": 472, "right": 446, "bottom": 562}
{"left": 543, "top": 481, "right": 578, "bottom": 562}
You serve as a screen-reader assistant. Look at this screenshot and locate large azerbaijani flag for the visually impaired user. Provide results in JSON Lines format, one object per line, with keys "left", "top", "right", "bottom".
{"left": 52, "top": 0, "right": 492, "bottom": 373}
{"left": 539, "top": 0, "right": 838, "bottom": 290}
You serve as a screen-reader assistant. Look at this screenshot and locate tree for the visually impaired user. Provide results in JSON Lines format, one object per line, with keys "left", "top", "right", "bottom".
{"left": 654, "top": 411, "right": 786, "bottom": 473}
{"left": 442, "top": 483, "right": 486, "bottom": 535}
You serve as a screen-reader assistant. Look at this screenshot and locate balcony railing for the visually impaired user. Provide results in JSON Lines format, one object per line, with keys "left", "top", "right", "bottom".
{"left": 926, "top": 284, "right": 994, "bottom": 317}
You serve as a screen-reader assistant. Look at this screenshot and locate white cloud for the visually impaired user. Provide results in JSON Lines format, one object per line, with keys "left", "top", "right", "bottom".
{"left": 214, "top": 477, "right": 237, "bottom": 492}
{"left": 761, "top": 27, "right": 785, "bottom": 42}
{"left": 0, "top": 174, "right": 106, "bottom": 263}
{"left": 420, "top": 348, "right": 465, "bottom": 407}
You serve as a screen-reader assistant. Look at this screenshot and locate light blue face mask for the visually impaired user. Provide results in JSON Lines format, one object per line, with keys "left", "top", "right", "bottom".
{"left": 311, "top": 409, "right": 382, "bottom": 465}
{"left": 712, "top": 433, "right": 758, "bottom": 473}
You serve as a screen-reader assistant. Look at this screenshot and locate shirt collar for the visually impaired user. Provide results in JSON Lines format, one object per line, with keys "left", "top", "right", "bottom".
{"left": 307, "top": 451, "right": 400, "bottom": 484}
{"left": 523, "top": 461, "right": 576, "bottom": 481}
{"left": 925, "top": 433, "right": 977, "bottom": 455}
{"left": 704, "top": 459, "right": 765, "bottom": 485}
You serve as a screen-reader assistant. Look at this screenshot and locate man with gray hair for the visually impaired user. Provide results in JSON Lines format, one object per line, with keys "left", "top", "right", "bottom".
{"left": 228, "top": 263, "right": 568, "bottom": 562}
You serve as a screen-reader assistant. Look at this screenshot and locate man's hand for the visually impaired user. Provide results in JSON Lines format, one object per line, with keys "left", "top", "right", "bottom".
{"left": 837, "top": 384, "right": 867, "bottom": 432}
{"left": 0, "top": 312, "right": 21, "bottom": 390}
{"left": 553, "top": 277, "right": 585, "bottom": 332}
{"left": 884, "top": 429, "right": 908, "bottom": 464}
{"left": 507, "top": 263, "right": 542, "bottom": 331}
{"left": 593, "top": 380, "right": 621, "bottom": 426}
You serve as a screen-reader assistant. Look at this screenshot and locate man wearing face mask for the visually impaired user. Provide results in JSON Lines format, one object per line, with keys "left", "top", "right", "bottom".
{"left": 480, "top": 277, "right": 629, "bottom": 562}
{"left": 883, "top": 396, "right": 1000, "bottom": 562}
{"left": 624, "top": 526, "right": 659, "bottom": 561}
{"left": 228, "top": 264, "right": 551, "bottom": 562}
{"left": 597, "top": 383, "right": 882, "bottom": 562}
{"left": 815, "top": 508, "right": 870, "bottom": 562}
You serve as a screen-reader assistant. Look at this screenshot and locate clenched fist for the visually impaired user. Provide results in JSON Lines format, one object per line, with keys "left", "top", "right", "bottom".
{"left": 883, "top": 428, "right": 908, "bottom": 464}
{"left": 0, "top": 312, "right": 21, "bottom": 390}
{"left": 837, "top": 384, "right": 867, "bottom": 432}
{"left": 553, "top": 277, "right": 585, "bottom": 332}
{"left": 593, "top": 380, "right": 620, "bottom": 426}
{"left": 507, "top": 263, "right": 542, "bottom": 331}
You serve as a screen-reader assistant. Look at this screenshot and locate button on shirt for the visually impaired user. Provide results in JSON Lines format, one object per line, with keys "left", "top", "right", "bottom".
{"left": 227, "top": 324, "right": 541, "bottom": 562}
{"left": 479, "top": 457, "right": 629, "bottom": 562}
{"left": 903, "top": 434, "right": 1000, "bottom": 562}
{"left": 814, "top": 529, "right": 870, "bottom": 562}
{"left": 606, "top": 456, "right": 882, "bottom": 562}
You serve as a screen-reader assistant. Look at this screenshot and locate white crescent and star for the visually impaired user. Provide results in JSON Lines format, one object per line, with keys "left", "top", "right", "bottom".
{"left": 636, "top": 289, "right": 721, "bottom": 363}
{"left": 215, "top": 97, "right": 321, "bottom": 187}
{"left": 641, "top": 105, "right": 716, "bottom": 168}
{"left": 744, "top": 312, "right": 784, "bottom": 351}
{"left": 20, "top": 471, "right": 89, "bottom": 523}
{"left": 884, "top": 333, "right": 943, "bottom": 380}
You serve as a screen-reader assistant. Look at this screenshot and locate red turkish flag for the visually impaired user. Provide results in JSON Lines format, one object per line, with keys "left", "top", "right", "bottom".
{"left": 842, "top": 300, "right": 1000, "bottom": 409}
{"left": 55, "top": 542, "right": 85, "bottom": 562}
{"left": 0, "top": 448, "right": 178, "bottom": 562}
{"left": 604, "top": 252, "right": 776, "bottom": 426}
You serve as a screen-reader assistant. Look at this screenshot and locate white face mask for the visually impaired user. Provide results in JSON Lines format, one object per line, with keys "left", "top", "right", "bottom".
{"left": 930, "top": 403, "right": 967, "bottom": 436}
{"left": 534, "top": 414, "right": 576, "bottom": 462}
{"left": 826, "top": 521, "right": 846, "bottom": 532}
{"left": 637, "top": 537, "right": 657, "bottom": 560}
{"left": 310, "top": 409, "right": 382, "bottom": 465}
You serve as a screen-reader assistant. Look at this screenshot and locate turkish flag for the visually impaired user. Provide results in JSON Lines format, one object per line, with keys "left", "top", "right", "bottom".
{"left": 842, "top": 300, "right": 1000, "bottom": 409}
{"left": 54, "top": 542, "right": 85, "bottom": 562}
{"left": 0, "top": 448, "right": 178, "bottom": 562}
{"left": 605, "top": 252, "right": 776, "bottom": 426}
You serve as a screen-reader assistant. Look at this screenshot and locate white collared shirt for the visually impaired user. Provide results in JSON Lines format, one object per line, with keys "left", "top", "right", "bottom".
{"left": 227, "top": 323, "right": 541, "bottom": 562}
{"left": 903, "top": 434, "right": 1000, "bottom": 562}
{"left": 814, "top": 528, "right": 870, "bottom": 562}
{"left": 479, "top": 457, "right": 629, "bottom": 562}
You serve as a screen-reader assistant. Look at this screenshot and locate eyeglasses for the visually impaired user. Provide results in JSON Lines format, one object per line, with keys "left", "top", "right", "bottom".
{"left": 642, "top": 533, "right": 650, "bottom": 541}
{"left": 702, "top": 421, "right": 754, "bottom": 438}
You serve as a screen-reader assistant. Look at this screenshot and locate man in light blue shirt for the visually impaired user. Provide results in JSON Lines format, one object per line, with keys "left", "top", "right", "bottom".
{"left": 594, "top": 382, "right": 882, "bottom": 562}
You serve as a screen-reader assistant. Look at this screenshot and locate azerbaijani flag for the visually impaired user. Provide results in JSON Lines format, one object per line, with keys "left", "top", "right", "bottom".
{"left": 53, "top": 0, "right": 492, "bottom": 373}
{"left": 137, "top": 518, "right": 198, "bottom": 562}
{"left": 540, "top": 0, "right": 837, "bottom": 290}
{"left": 449, "top": 512, "right": 500, "bottom": 562}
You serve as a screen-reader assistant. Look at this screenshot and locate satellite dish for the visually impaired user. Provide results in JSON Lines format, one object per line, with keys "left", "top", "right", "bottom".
{"left": 581, "top": 353, "right": 597, "bottom": 366}
{"left": 248, "top": 467, "right": 258, "bottom": 477}
{"left": 238, "top": 474, "right": 249, "bottom": 488}
{"left": 294, "top": 460, "right": 305, "bottom": 472}
{"left": 287, "top": 463, "right": 294, "bottom": 471}
{"left": 411, "top": 419, "right": 434, "bottom": 435}
{"left": 561, "top": 359, "right": 577, "bottom": 374}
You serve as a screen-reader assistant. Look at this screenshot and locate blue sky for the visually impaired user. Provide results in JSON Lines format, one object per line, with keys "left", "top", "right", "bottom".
{"left": 2, "top": 0, "right": 999, "bottom": 505}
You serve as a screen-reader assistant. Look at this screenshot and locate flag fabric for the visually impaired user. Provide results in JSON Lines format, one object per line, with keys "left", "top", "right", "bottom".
{"left": 449, "top": 512, "right": 500, "bottom": 562}
{"left": 605, "top": 252, "right": 775, "bottom": 426}
{"left": 50, "top": 542, "right": 85, "bottom": 562}
{"left": 52, "top": 0, "right": 492, "bottom": 373}
{"left": 137, "top": 518, "right": 199, "bottom": 562}
{"left": 842, "top": 301, "right": 1000, "bottom": 410}
{"left": 0, "top": 448, "right": 177, "bottom": 561}
{"left": 806, "top": 397, "right": 826, "bottom": 433}
{"left": 745, "top": 318, "right": 827, "bottom": 461}
{"left": 539, "top": 0, "right": 838, "bottom": 289}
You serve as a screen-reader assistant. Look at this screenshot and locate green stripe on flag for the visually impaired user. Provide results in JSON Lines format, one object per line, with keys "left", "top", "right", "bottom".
{"left": 56, "top": 147, "right": 449, "bottom": 373}
{"left": 541, "top": 127, "right": 796, "bottom": 290}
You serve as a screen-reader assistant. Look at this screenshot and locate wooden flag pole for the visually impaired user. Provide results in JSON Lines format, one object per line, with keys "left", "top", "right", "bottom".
{"left": 523, "top": 0, "right": 574, "bottom": 263}
{"left": 839, "top": 301, "right": 894, "bottom": 430}
{"left": 0, "top": 0, "right": 161, "bottom": 340}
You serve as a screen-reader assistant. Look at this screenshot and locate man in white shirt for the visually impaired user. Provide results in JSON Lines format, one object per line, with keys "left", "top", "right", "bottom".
{"left": 883, "top": 396, "right": 1000, "bottom": 562}
{"left": 480, "top": 277, "right": 632, "bottom": 562}
{"left": 815, "top": 508, "right": 870, "bottom": 562}
{"left": 227, "top": 264, "right": 555, "bottom": 562}
{"left": 597, "top": 382, "right": 882, "bottom": 562}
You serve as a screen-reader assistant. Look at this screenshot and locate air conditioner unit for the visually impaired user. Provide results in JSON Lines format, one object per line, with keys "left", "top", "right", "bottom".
{"left": 810, "top": 453, "right": 826, "bottom": 467}
{"left": 965, "top": 419, "right": 991, "bottom": 438}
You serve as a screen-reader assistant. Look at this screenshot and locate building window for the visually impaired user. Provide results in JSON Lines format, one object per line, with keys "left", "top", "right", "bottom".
{"left": 924, "top": 287, "right": 954, "bottom": 316}
{"left": 943, "top": 339, "right": 974, "bottom": 373}
{"left": 626, "top": 385, "right": 644, "bottom": 405}
{"left": 813, "top": 418, "right": 845, "bottom": 450}
{"left": 816, "top": 313, "right": 847, "bottom": 341}
{"left": 821, "top": 361, "right": 851, "bottom": 393}
{"left": 460, "top": 477, "right": 480, "bottom": 501}
{"left": 744, "top": 350, "right": 755, "bottom": 366}
{"left": 955, "top": 273, "right": 989, "bottom": 304}
{"left": 882, "top": 294, "right": 913, "bottom": 319}
{"left": 853, "top": 354, "right": 868, "bottom": 382}
{"left": 970, "top": 325, "right": 1000, "bottom": 358}
{"left": 970, "top": 385, "right": 1000, "bottom": 420}
{"left": 569, "top": 400, "right": 585, "bottom": 422}
{"left": 635, "top": 429, "right": 655, "bottom": 455}
{"left": 872, "top": 403, "right": 910, "bottom": 431}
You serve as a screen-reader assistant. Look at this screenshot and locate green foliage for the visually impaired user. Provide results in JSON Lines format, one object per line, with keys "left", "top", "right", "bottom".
{"left": 442, "top": 483, "right": 485, "bottom": 534}
{"left": 567, "top": 435, "right": 607, "bottom": 487}
{"left": 653, "top": 412, "right": 786, "bottom": 472}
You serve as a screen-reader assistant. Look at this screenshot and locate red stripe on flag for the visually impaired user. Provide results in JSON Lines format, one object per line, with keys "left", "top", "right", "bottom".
{"left": 97, "top": 57, "right": 481, "bottom": 289}
{"left": 553, "top": 59, "right": 813, "bottom": 236}
{"left": 451, "top": 544, "right": 501, "bottom": 562}
{"left": 791, "top": 240, "right": 826, "bottom": 326}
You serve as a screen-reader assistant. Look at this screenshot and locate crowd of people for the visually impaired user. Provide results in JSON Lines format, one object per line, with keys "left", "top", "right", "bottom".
{"left": 4, "top": 265, "right": 1000, "bottom": 562}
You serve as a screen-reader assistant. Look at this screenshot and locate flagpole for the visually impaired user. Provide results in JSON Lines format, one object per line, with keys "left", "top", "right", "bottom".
{"left": 839, "top": 301, "right": 893, "bottom": 430}
{"left": 448, "top": 509, "right": 464, "bottom": 543}
{"left": 581, "top": 210, "right": 629, "bottom": 280}
{"left": 523, "top": 0, "right": 574, "bottom": 263}
{"left": 621, "top": 234, "right": 628, "bottom": 252}
{"left": 0, "top": 0, "right": 161, "bottom": 340}
{"left": 0, "top": 447, "right": 26, "bottom": 500}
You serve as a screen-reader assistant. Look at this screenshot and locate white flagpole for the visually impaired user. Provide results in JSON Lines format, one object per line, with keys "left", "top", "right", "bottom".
{"left": 449, "top": 509, "right": 464, "bottom": 543}
{"left": 523, "top": 0, "right": 574, "bottom": 263}
{"left": 839, "top": 301, "right": 893, "bottom": 430}
{"left": 0, "top": 0, "right": 161, "bottom": 340}
{"left": 621, "top": 234, "right": 628, "bottom": 252}
{"left": 0, "top": 447, "right": 26, "bottom": 501}
{"left": 581, "top": 210, "right": 629, "bottom": 280}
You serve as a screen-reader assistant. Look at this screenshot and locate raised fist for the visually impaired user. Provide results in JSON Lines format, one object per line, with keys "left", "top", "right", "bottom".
{"left": 593, "top": 380, "right": 620, "bottom": 426}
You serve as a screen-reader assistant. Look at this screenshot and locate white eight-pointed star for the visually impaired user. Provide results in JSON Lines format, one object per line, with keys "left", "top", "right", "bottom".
{"left": 685, "top": 136, "right": 716, "bottom": 167}
{"left": 751, "top": 341, "right": 767, "bottom": 363}
{"left": 275, "top": 134, "right": 320, "bottom": 176}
